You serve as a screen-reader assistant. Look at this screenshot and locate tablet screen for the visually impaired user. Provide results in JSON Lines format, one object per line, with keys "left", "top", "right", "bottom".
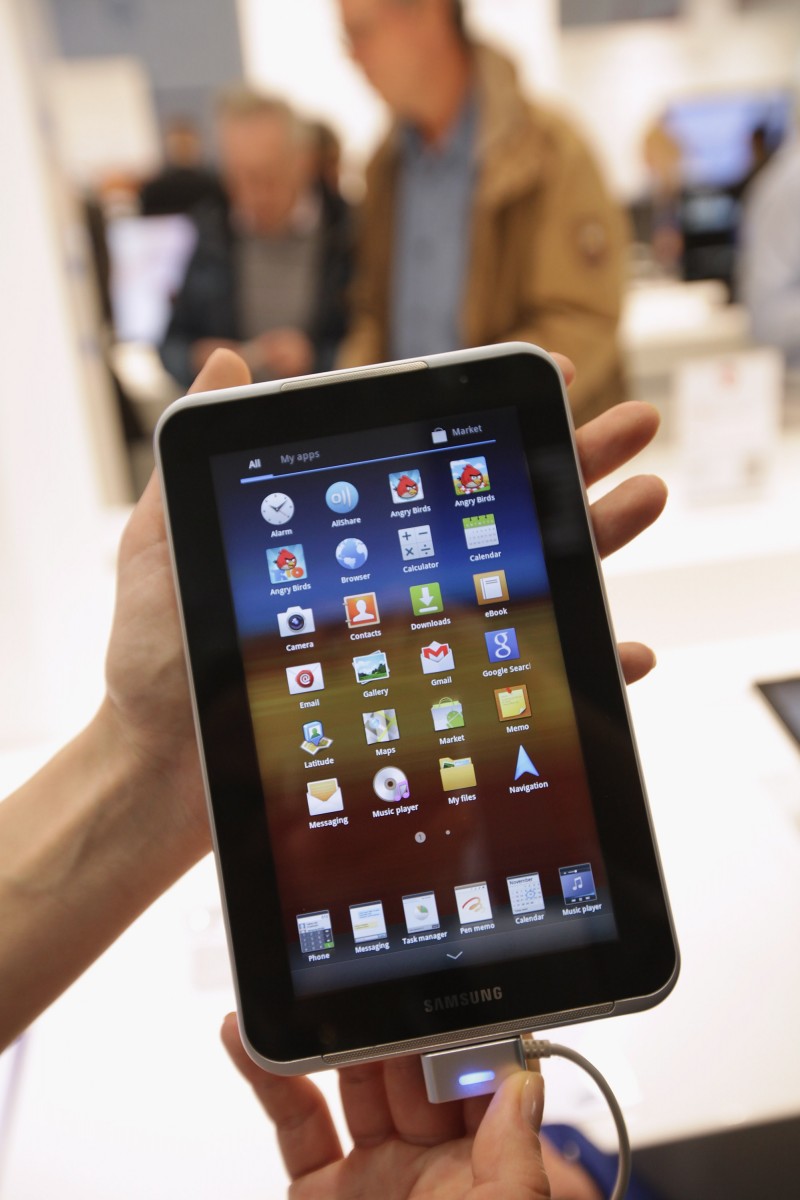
{"left": 210, "top": 403, "right": 618, "bottom": 998}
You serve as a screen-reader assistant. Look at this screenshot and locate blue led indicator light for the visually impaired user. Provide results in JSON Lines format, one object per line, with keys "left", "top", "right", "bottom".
{"left": 458, "top": 1070, "right": 496, "bottom": 1087}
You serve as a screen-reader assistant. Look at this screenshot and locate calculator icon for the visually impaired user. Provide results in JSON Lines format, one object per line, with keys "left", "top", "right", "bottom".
{"left": 506, "top": 872, "right": 545, "bottom": 915}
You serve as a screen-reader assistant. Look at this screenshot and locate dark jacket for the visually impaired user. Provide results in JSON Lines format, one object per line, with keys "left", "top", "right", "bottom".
{"left": 161, "top": 185, "right": 353, "bottom": 387}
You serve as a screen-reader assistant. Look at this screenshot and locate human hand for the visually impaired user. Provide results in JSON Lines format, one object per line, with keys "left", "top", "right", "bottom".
{"left": 103, "top": 349, "right": 252, "bottom": 861}
{"left": 222, "top": 1015, "right": 552, "bottom": 1200}
{"left": 191, "top": 337, "right": 242, "bottom": 374}
{"left": 255, "top": 327, "right": 315, "bottom": 378}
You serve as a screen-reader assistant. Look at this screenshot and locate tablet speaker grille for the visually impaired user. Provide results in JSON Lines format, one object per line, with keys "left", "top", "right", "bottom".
{"left": 321, "top": 1002, "right": 614, "bottom": 1066}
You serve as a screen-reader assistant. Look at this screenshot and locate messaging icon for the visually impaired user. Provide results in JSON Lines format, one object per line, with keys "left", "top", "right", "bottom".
{"left": 439, "top": 757, "right": 476, "bottom": 791}
{"left": 306, "top": 778, "right": 344, "bottom": 816}
{"left": 420, "top": 641, "right": 455, "bottom": 674}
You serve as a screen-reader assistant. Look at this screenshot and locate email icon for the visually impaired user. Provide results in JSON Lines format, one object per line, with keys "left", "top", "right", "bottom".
{"left": 494, "top": 685, "right": 531, "bottom": 721}
{"left": 439, "top": 757, "right": 477, "bottom": 791}
{"left": 420, "top": 640, "right": 455, "bottom": 674}
{"left": 306, "top": 778, "right": 344, "bottom": 816}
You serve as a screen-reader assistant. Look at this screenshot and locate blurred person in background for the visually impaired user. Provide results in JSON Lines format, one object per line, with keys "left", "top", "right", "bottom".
{"left": 160, "top": 92, "right": 353, "bottom": 387}
{"left": 336, "top": 0, "right": 628, "bottom": 421}
{"left": 309, "top": 118, "right": 346, "bottom": 202}
{"left": 630, "top": 120, "right": 684, "bottom": 277}
{"left": 139, "top": 116, "right": 228, "bottom": 219}
{"left": 740, "top": 84, "right": 800, "bottom": 367}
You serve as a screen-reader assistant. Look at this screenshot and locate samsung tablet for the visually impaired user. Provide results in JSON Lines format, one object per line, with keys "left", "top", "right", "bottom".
{"left": 156, "top": 343, "right": 678, "bottom": 1073}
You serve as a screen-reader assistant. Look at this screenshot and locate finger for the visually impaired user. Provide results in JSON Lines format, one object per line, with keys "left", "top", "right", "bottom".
{"left": 590, "top": 474, "right": 667, "bottom": 559}
{"left": 220, "top": 1013, "right": 342, "bottom": 1180}
{"left": 549, "top": 352, "right": 576, "bottom": 388}
{"left": 382, "top": 1055, "right": 465, "bottom": 1145}
{"left": 338, "top": 1060, "right": 396, "bottom": 1147}
{"left": 576, "top": 401, "right": 660, "bottom": 488}
{"left": 471, "top": 1071, "right": 550, "bottom": 1198}
{"left": 188, "top": 346, "right": 251, "bottom": 394}
{"left": 618, "top": 641, "right": 657, "bottom": 684}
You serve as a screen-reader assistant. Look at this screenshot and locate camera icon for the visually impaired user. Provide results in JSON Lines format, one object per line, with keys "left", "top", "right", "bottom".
{"left": 277, "top": 605, "right": 315, "bottom": 637}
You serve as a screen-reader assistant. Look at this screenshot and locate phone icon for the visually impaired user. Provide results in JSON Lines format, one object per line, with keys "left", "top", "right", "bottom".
{"left": 296, "top": 910, "right": 334, "bottom": 953}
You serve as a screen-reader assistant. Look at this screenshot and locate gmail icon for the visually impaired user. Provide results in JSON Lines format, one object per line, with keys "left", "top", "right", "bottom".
{"left": 420, "top": 640, "right": 455, "bottom": 674}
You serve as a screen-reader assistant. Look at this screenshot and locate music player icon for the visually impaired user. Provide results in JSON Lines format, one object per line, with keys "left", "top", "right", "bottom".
{"left": 559, "top": 864, "right": 597, "bottom": 905}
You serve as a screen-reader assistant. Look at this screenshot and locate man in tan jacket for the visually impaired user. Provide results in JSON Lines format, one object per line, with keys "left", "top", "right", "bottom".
{"left": 338, "top": 0, "right": 628, "bottom": 421}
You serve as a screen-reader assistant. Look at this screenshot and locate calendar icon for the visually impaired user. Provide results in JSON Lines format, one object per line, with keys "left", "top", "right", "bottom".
{"left": 463, "top": 514, "right": 499, "bottom": 549}
{"left": 506, "top": 872, "right": 545, "bottom": 915}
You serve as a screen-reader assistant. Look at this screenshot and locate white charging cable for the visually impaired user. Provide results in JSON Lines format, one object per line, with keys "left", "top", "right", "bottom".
{"left": 522, "top": 1037, "right": 632, "bottom": 1200}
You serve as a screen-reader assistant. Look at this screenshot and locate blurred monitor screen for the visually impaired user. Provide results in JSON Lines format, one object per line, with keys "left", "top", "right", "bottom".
{"left": 664, "top": 90, "right": 793, "bottom": 189}
{"left": 107, "top": 214, "right": 197, "bottom": 344}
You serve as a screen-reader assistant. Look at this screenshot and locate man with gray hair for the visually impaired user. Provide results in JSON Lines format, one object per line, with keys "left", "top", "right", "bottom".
{"left": 161, "top": 90, "right": 353, "bottom": 386}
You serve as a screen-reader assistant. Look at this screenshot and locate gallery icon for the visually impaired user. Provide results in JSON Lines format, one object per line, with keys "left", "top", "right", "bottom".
{"left": 277, "top": 605, "right": 315, "bottom": 637}
{"left": 353, "top": 649, "right": 389, "bottom": 685}
{"left": 344, "top": 592, "right": 380, "bottom": 628}
{"left": 454, "top": 881, "right": 492, "bottom": 924}
{"left": 451, "top": 456, "right": 490, "bottom": 496}
{"left": 267, "top": 544, "right": 307, "bottom": 583}
{"left": 439, "top": 756, "right": 476, "bottom": 791}
{"left": 494, "top": 685, "right": 531, "bottom": 721}
{"left": 409, "top": 582, "right": 443, "bottom": 616}
{"left": 398, "top": 524, "right": 435, "bottom": 561}
{"left": 420, "top": 641, "right": 454, "bottom": 674}
{"left": 473, "top": 570, "right": 509, "bottom": 604}
{"left": 286, "top": 662, "right": 325, "bottom": 695}
{"left": 485, "top": 627, "right": 520, "bottom": 663}
{"left": 300, "top": 721, "right": 333, "bottom": 755}
{"left": 463, "top": 514, "right": 499, "bottom": 550}
{"left": 559, "top": 864, "right": 597, "bottom": 905}
{"left": 306, "top": 778, "right": 343, "bottom": 816}
{"left": 431, "top": 696, "right": 464, "bottom": 731}
{"left": 336, "top": 538, "right": 368, "bottom": 571}
{"left": 325, "top": 480, "right": 359, "bottom": 514}
{"left": 389, "top": 469, "right": 424, "bottom": 503}
{"left": 373, "top": 766, "right": 410, "bottom": 802}
{"left": 402, "top": 891, "right": 440, "bottom": 934}
{"left": 363, "top": 708, "right": 399, "bottom": 744}
{"left": 261, "top": 491, "right": 294, "bottom": 526}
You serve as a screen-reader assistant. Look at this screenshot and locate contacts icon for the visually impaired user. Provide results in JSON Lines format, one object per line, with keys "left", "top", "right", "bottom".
{"left": 344, "top": 592, "right": 380, "bottom": 628}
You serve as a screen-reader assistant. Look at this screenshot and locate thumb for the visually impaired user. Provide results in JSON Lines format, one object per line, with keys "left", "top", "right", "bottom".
{"left": 470, "top": 1071, "right": 550, "bottom": 1199}
{"left": 188, "top": 346, "right": 252, "bottom": 394}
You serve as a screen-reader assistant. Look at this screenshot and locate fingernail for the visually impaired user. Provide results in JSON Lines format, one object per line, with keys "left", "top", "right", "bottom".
{"left": 519, "top": 1071, "right": 545, "bottom": 1132}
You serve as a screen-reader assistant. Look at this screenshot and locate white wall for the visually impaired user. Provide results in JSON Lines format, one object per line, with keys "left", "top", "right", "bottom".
{"left": 0, "top": 0, "right": 126, "bottom": 744}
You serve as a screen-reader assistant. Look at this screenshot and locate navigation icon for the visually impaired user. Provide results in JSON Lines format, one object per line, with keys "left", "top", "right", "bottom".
{"left": 514, "top": 747, "right": 539, "bottom": 780}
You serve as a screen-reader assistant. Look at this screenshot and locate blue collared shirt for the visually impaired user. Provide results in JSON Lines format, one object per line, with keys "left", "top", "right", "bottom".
{"left": 389, "top": 98, "right": 478, "bottom": 361}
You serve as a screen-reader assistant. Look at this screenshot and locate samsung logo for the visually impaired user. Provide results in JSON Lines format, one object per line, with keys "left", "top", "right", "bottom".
{"left": 423, "top": 986, "right": 503, "bottom": 1013}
